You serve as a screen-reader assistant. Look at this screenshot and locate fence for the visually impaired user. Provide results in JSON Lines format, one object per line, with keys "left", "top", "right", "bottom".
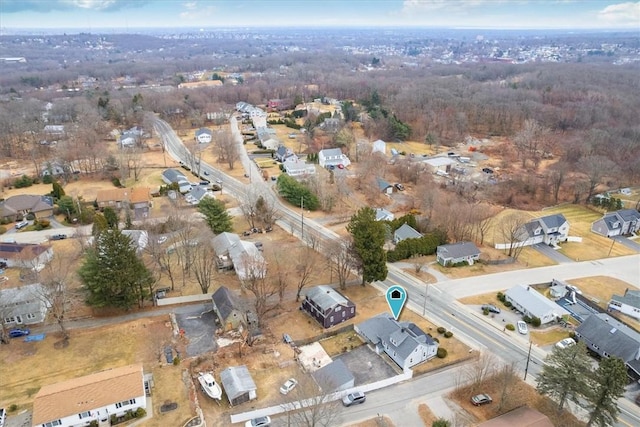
{"left": 156, "top": 293, "right": 212, "bottom": 306}
{"left": 293, "top": 323, "right": 354, "bottom": 347}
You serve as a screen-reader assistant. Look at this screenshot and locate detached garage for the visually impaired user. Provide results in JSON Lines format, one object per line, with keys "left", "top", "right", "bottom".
{"left": 220, "top": 366, "right": 257, "bottom": 406}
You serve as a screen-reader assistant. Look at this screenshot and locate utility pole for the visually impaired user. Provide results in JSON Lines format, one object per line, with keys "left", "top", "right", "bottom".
{"left": 523, "top": 340, "right": 533, "bottom": 381}
{"left": 301, "top": 196, "right": 304, "bottom": 239}
{"left": 608, "top": 239, "right": 615, "bottom": 256}
{"left": 422, "top": 281, "right": 430, "bottom": 316}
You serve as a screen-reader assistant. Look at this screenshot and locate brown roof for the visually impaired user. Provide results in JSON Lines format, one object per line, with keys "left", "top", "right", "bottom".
{"left": 478, "top": 406, "right": 554, "bottom": 427}
{"left": 32, "top": 364, "right": 144, "bottom": 425}
{"left": 96, "top": 187, "right": 151, "bottom": 204}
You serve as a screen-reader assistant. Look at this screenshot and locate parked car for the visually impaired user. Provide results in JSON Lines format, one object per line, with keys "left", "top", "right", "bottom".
{"left": 157, "top": 236, "right": 168, "bottom": 244}
{"left": 0, "top": 407, "right": 5, "bottom": 427}
{"left": 481, "top": 304, "right": 501, "bottom": 314}
{"left": 342, "top": 391, "right": 366, "bottom": 407}
{"left": 394, "top": 183, "right": 405, "bottom": 191}
{"left": 555, "top": 337, "right": 576, "bottom": 350}
{"left": 15, "top": 220, "right": 29, "bottom": 230}
{"left": 279, "top": 378, "right": 298, "bottom": 395}
{"left": 471, "top": 393, "right": 493, "bottom": 406}
{"left": 337, "top": 164, "right": 345, "bottom": 169}
{"left": 282, "top": 333, "right": 293, "bottom": 344}
{"left": 517, "top": 321, "right": 528, "bottom": 335}
{"left": 245, "top": 416, "right": 271, "bottom": 427}
{"left": 482, "top": 167, "right": 494, "bottom": 174}
{"left": 50, "top": 234, "right": 67, "bottom": 240}
{"left": 9, "top": 328, "right": 30, "bottom": 338}
{"left": 203, "top": 170, "right": 210, "bottom": 176}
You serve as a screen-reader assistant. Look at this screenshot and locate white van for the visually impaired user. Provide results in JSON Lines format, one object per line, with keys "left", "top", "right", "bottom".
{"left": 15, "top": 220, "right": 29, "bottom": 230}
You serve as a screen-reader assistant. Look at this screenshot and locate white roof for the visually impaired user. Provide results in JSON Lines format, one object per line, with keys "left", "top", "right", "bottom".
{"left": 505, "top": 284, "right": 570, "bottom": 319}
{"left": 423, "top": 157, "right": 456, "bottom": 167}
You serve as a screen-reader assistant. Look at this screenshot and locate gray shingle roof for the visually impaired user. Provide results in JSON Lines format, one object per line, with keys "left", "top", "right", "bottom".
{"left": 320, "top": 148, "right": 343, "bottom": 158}
{"left": 617, "top": 209, "right": 640, "bottom": 222}
{"left": 195, "top": 128, "right": 212, "bottom": 136}
{"left": 504, "top": 284, "right": 569, "bottom": 319}
{"left": 611, "top": 289, "right": 640, "bottom": 310}
{"left": 437, "top": 241, "right": 480, "bottom": 260}
{"left": 211, "top": 286, "right": 239, "bottom": 321}
{"left": 220, "top": 365, "right": 256, "bottom": 400}
{"left": 211, "top": 232, "right": 241, "bottom": 256}
{"left": 538, "top": 214, "right": 567, "bottom": 229}
{"left": 375, "top": 208, "right": 394, "bottom": 221}
{"left": 311, "top": 359, "right": 353, "bottom": 390}
{"left": 394, "top": 223, "right": 422, "bottom": 242}
{"left": 162, "top": 169, "right": 187, "bottom": 183}
{"left": 0, "top": 283, "right": 45, "bottom": 317}
{"left": 305, "top": 285, "right": 352, "bottom": 312}
{"left": 576, "top": 313, "right": 640, "bottom": 363}
{"left": 376, "top": 177, "right": 392, "bottom": 191}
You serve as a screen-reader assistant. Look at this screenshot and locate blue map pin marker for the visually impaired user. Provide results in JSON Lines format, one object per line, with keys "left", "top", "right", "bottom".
{"left": 386, "top": 285, "right": 407, "bottom": 320}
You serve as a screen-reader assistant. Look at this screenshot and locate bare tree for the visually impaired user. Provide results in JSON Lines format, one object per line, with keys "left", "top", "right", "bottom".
{"left": 172, "top": 217, "right": 199, "bottom": 288}
{"left": 578, "top": 155, "right": 617, "bottom": 203}
{"left": 238, "top": 187, "right": 260, "bottom": 230}
{"left": 296, "top": 247, "right": 317, "bottom": 302}
{"left": 496, "top": 362, "right": 518, "bottom": 412}
{"left": 464, "top": 352, "right": 498, "bottom": 394}
{"left": 239, "top": 254, "right": 276, "bottom": 324}
{"left": 270, "top": 249, "right": 290, "bottom": 302}
{"left": 471, "top": 203, "right": 497, "bottom": 245}
{"left": 255, "top": 194, "right": 280, "bottom": 229}
{"left": 192, "top": 240, "right": 217, "bottom": 294}
{"left": 513, "top": 119, "right": 549, "bottom": 169}
{"left": 547, "top": 161, "right": 569, "bottom": 204}
{"left": 496, "top": 212, "right": 529, "bottom": 260}
{"left": 215, "top": 130, "right": 239, "bottom": 169}
{"left": 326, "top": 238, "right": 355, "bottom": 290}
{"left": 280, "top": 374, "right": 343, "bottom": 427}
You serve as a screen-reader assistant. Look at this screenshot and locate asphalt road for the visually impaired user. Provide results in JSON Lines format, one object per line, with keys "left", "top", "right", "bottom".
{"left": 151, "top": 115, "right": 640, "bottom": 427}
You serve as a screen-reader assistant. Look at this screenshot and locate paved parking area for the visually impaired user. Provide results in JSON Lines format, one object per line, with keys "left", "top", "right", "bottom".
{"left": 335, "top": 345, "right": 398, "bottom": 386}
{"left": 175, "top": 303, "right": 218, "bottom": 357}
{"left": 533, "top": 243, "right": 574, "bottom": 264}
{"left": 612, "top": 235, "right": 640, "bottom": 252}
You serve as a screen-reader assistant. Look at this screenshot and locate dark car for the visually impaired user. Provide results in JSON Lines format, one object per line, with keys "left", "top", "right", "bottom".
{"left": 342, "top": 391, "right": 366, "bottom": 407}
{"left": 394, "top": 183, "right": 405, "bottom": 191}
{"left": 50, "top": 234, "right": 67, "bottom": 240}
{"left": 9, "top": 328, "right": 30, "bottom": 338}
{"left": 481, "top": 304, "right": 501, "bottom": 314}
{"left": 482, "top": 167, "right": 494, "bottom": 174}
{"left": 471, "top": 393, "right": 493, "bottom": 406}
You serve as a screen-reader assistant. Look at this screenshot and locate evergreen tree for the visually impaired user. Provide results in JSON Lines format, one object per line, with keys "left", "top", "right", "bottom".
{"left": 103, "top": 207, "right": 119, "bottom": 229}
{"left": 347, "top": 207, "right": 388, "bottom": 285}
{"left": 92, "top": 213, "right": 109, "bottom": 236}
{"left": 52, "top": 181, "right": 65, "bottom": 200}
{"left": 78, "top": 229, "right": 153, "bottom": 309}
{"left": 536, "top": 342, "right": 592, "bottom": 413}
{"left": 586, "top": 357, "right": 627, "bottom": 427}
{"left": 198, "top": 198, "right": 233, "bottom": 234}
{"left": 57, "top": 195, "right": 76, "bottom": 219}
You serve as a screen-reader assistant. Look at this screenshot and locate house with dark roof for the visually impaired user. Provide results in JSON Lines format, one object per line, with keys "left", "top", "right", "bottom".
{"left": 185, "top": 185, "right": 214, "bottom": 205}
{"left": 504, "top": 284, "right": 570, "bottom": 325}
{"left": 301, "top": 285, "right": 356, "bottom": 328}
{"left": 311, "top": 359, "right": 354, "bottom": 391}
{"left": 609, "top": 289, "right": 640, "bottom": 320}
{"left": 0, "top": 194, "right": 54, "bottom": 221}
{"left": 575, "top": 313, "right": 640, "bottom": 378}
{"left": 275, "top": 146, "right": 297, "bottom": 163}
{"left": 195, "top": 127, "right": 213, "bottom": 144}
{"left": 0, "top": 242, "right": 53, "bottom": 268}
{"left": 393, "top": 223, "right": 422, "bottom": 244}
{"left": 436, "top": 241, "right": 481, "bottom": 266}
{"left": 0, "top": 283, "right": 48, "bottom": 326}
{"left": 355, "top": 313, "right": 438, "bottom": 370}
{"left": 591, "top": 209, "right": 640, "bottom": 237}
{"left": 161, "top": 169, "right": 192, "bottom": 193}
{"left": 521, "top": 214, "right": 570, "bottom": 246}
{"left": 320, "top": 118, "right": 341, "bottom": 133}
{"left": 32, "top": 364, "right": 146, "bottom": 427}
{"left": 220, "top": 365, "right": 257, "bottom": 406}
{"left": 318, "top": 148, "right": 350, "bottom": 169}
{"left": 211, "top": 286, "right": 246, "bottom": 331}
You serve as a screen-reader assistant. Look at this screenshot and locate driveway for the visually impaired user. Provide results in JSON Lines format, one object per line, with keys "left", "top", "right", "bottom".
{"left": 532, "top": 243, "right": 574, "bottom": 264}
{"left": 612, "top": 236, "right": 640, "bottom": 253}
{"left": 174, "top": 303, "right": 218, "bottom": 357}
{"left": 335, "top": 345, "right": 399, "bottom": 386}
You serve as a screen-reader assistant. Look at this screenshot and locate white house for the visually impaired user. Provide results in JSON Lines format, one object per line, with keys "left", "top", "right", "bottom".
{"left": 262, "top": 138, "right": 281, "bottom": 151}
{"left": 591, "top": 209, "right": 640, "bottom": 237}
{"left": 372, "top": 139, "right": 386, "bottom": 154}
{"left": 355, "top": 313, "right": 438, "bottom": 370}
{"left": 496, "top": 214, "right": 571, "bottom": 250}
{"left": 161, "top": 169, "right": 192, "bottom": 194}
{"left": 32, "top": 364, "right": 147, "bottom": 427}
{"left": 0, "top": 242, "right": 53, "bottom": 269}
{"left": 436, "top": 242, "right": 481, "bottom": 266}
{"left": 609, "top": 289, "right": 640, "bottom": 320}
{"left": 284, "top": 161, "right": 316, "bottom": 177}
{"left": 318, "top": 148, "right": 350, "bottom": 169}
{"left": 195, "top": 128, "right": 213, "bottom": 144}
{"left": 504, "top": 284, "right": 570, "bottom": 325}
{"left": 0, "top": 283, "right": 48, "bottom": 326}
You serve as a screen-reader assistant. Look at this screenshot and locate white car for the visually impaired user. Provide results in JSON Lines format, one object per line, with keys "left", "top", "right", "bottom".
{"left": 279, "top": 378, "right": 298, "bottom": 395}
{"left": 245, "top": 416, "right": 270, "bottom": 427}
{"left": 517, "top": 321, "right": 528, "bottom": 335}
{"left": 555, "top": 337, "right": 576, "bottom": 349}
{"left": 157, "top": 236, "right": 168, "bottom": 244}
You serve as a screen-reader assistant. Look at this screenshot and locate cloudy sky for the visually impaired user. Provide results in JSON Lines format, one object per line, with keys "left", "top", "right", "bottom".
{"left": 1, "top": 0, "right": 639, "bottom": 30}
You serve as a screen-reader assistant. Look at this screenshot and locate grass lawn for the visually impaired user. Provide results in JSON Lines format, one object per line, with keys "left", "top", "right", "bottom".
{"left": 567, "top": 275, "right": 638, "bottom": 308}
{"left": 529, "top": 327, "right": 572, "bottom": 346}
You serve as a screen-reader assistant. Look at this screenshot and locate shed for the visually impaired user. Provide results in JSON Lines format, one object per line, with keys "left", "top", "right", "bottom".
{"left": 220, "top": 366, "right": 257, "bottom": 406}
{"left": 311, "top": 359, "right": 354, "bottom": 392}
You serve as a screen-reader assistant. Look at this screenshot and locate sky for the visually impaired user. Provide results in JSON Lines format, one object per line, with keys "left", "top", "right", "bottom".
{"left": 0, "top": 0, "right": 639, "bottom": 31}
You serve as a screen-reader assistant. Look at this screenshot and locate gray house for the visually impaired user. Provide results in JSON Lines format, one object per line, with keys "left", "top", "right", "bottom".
{"left": 161, "top": 169, "right": 191, "bottom": 193}
{"left": 609, "top": 289, "right": 640, "bottom": 320}
{"left": 355, "top": 313, "right": 438, "bottom": 370}
{"left": 436, "top": 241, "right": 481, "bottom": 266}
{"left": 220, "top": 365, "right": 257, "bottom": 406}
{"left": 311, "top": 359, "right": 354, "bottom": 392}
{"left": 211, "top": 286, "right": 246, "bottom": 331}
{"left": 375, "top": 207, "right": 395, "bottom": 222}
{"left": 0, "top": 283, "right": 48, "bottom": 326}
{"left": 301, "top": 285, "right": 356, "bottom": 328}
{"left": 591, "top": 209, "right": 640, "bottom": 237}
{"left": 195, "top": 128, "right": 213, "bottom": 144}
{"left": 393, "top": 223, "right": 422, "bottom": 244}
{"left": 575, "top": 313, "right": 640, "bottom": 378}
{"left": 504, "top": 284, "right": 570, "bottom": 325}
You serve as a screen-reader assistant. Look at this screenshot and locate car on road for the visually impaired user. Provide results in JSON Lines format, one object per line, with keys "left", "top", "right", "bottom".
{"left": 481, "top": 304, "right": 501, "bottom": 314}
{"left": 9, "top": 328, "right": 30, "bottom": 338}
{"left": 555, "top": 337, "right": 576, "bottom": 350}
{"left": 342, "top": 391, "right": 366, "bottom": 407}
{"left": 471, "top": 393, "right": 493, "bottom": 406}
{"left": 394, "top": 183, "right": 405, "bottom": 191}
{"left": 50, "top": 234, "right": 67, "bottom": 240}
{"left": 279, "top": 378, "right": 298, "bottom": 395}
{"left": 517, "top": 320, "right": 528, "bottom": 335}
{"left": 203, "top": 170, "right": 210, "bottom": 176}
{"left": 157, "top": 236, "right": 168, "bottom": 244}
{"left": 245, "top": 416, "right": 271, "bottom": 427}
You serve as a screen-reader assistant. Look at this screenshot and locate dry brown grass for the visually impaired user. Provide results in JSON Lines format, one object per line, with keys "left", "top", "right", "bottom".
{"left": 449, "top": 373, "right": 585, "bottom": 427}
{"left": 346, "top": 415, "right": 396, "bottom": 427}
{"left": 320, "top": 329, "right": 365, "bottom": 357}
{"left": 417, "top": 403, "right": 438, "bottom": 426}
{"left": 567, "top": 276, "right": 637, "bottom": 307}
{"left": 529, "top": 327, "right": 573, "bottom": 346}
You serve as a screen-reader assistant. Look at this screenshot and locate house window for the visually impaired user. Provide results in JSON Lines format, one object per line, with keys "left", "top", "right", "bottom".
{"left": 4, "top": 317, "right": 15, "bottom": 323}
{"left": 79, "top": 411, "right": 91, "bottom": 419}
{"left": 116, "top": 398, "right": 136, "bottom": 409}
{"left": 330, "top": 316, "right": 334, "bottom": 322}
{"left": 44, "top": 421, "right": 62, "bottom": 427}
{"left": 26, "top": 313, "right": 36, "bottom": 319}
{"left": 335, "top": 306, "right": 341, "bottom": 312}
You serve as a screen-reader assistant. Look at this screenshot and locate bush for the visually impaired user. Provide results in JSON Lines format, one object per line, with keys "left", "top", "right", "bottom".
{"left": 14, "top": 175, "right": 34, "bottom": 188}
{"left": 523, "top": 315, "right": 532, "bottom": 324}
{"left": 436, "top": 326, "right": 446, "bottom": 334}
{"left": 111, "top": 177, "right": 122, "bottom": 188}
{"left": 42, "top": 174, "right": 53, "bottom": 184}
{"left": 436, "top": 347, "right": 448, "bottom": 358}
{"left": 506, "top": 323, "right": 515, "bottom": 331}
{"left": 9, "top": 404, "right": 18, "bottom": 412}
{"left": 482, "top": 308, "right": 489, "bottom": 315}
{"left": 135, "top": 407, "right": 146, "bottom": 418}
{"left": 0, "top": 225, "right": 6, "bottom": 235}
{"left": 433, "top": 419, "right": 451, "bottom": 427}
{"left": 504, "top": 301, "right": 512, "bottom": 308}
{"left": 444, "top": 331, "right": 453, "bottom": 338}
{"left": 173, "top": 356, "right": 180, "bottom": 365}
{"left": 497, "top": 291, "right": 505, "bottom": 301}
{"left": 25, "top": 212, "right": 36, "bottom": 220}
{"left": 531, "top": 316, "right": 541, "bottom": 327}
